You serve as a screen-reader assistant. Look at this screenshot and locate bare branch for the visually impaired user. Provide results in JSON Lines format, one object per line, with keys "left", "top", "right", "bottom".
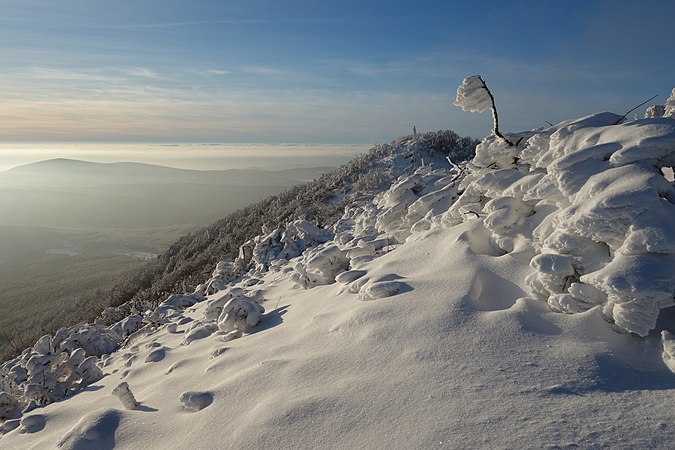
{"left": 478, "top": 76, "right": 514, "bottom": 147}
{"left": 614, "top": 94, "right": 659, "bottom": 125}
{"left": 446, "top": 157, "right": 466, "bottom": 183}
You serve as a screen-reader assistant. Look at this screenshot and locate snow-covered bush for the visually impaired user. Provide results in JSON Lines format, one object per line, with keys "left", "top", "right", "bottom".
{"left": 376, "top": 167, "right": 467, "bottom": 241}
{"left": 108, "top": 315, "right": 144, "bottom": 340}
{"left": 246, "top": 220, "right": 334, "bottom": 272}
{"left": 0, "top": 391, "right": 21, "bottom": 420}
{"left": 645, "top": 104, "right": 666, "bottom": 118}
{"left": 451, "top": 80, "right": 675, "bottom": 337}
{"left": 179, "top": 391, "right": 213, "bottom": 412}
{"left": 217, "top": 298, "right": 265, "bottom": 338}
{"left": 58, "top": 324, "right": 120, "bottom": 357}
{"left": 290, "top": 245, "right": 350, "bottom": 289}
{"left": 666, "top": 88, "right": 675, "bottom": 118}
{"left": 198, "top": 260, "right": 244, "bottom": 295}
{"left": 455, "top": 75, "right": 513, "bottom": 146}
{"left": 0, "top": 330, "right": 107, "bottom": 417}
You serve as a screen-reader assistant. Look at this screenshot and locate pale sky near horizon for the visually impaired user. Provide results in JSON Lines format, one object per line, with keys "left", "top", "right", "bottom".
{"left": 0, "top": 0, "right": 673, "bottom": 143}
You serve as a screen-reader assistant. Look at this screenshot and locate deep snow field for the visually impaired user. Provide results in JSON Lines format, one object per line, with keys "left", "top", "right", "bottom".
{"left": 1, "top": 89, "right": 675, "bottom": 449}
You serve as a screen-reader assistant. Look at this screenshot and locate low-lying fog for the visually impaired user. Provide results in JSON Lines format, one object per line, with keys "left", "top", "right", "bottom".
{"left": 0, "top": 142, "right": 369, "bottom": 172}
{"left": 0, "top": 143, "right": 368, "bottom": 357}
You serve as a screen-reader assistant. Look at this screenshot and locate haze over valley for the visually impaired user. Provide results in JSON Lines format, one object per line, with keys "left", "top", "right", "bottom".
{"left": 0, "top": 149, "right": 363, "bottom": 355}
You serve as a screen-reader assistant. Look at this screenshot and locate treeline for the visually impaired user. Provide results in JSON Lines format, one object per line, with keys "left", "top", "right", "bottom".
{"left": 0, "top": 130, "right": 477, "bottom": 362}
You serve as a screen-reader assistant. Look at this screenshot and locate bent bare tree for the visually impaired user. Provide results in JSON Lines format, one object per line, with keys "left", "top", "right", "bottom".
{"left": 454, "top": 75, "right": 513, "bottom": 146}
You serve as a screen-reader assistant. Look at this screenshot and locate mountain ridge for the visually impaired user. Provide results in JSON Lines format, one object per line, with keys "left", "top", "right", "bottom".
{"left": 2, "top": 158, "right": 335, "bottom": 187}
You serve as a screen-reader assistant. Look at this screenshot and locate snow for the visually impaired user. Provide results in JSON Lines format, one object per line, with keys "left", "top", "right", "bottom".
{"left": 1, "top": 107, "right": 675, "bottom": 448}
{"left": 111, "top": 382, "right": 138, "bottom": 410}
{"left": 454, "top": 75, "right": 493, "bottom": 113}
{"left": 666, "top": 88, "right": 675, "bottom": 118}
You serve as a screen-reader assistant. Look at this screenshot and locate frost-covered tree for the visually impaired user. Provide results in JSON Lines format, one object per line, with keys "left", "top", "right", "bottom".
{"left": 666, "top": 88, "right": 675, "bottom": 118}
{"left": 454, "top": 75, "right": 514, "bottom": 146}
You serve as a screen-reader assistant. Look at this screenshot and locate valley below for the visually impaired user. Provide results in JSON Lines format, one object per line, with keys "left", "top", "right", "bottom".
{"left": 0, "top": 159, "right": 338, "bottom": 359}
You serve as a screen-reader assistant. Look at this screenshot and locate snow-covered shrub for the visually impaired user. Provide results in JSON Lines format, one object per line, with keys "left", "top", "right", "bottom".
{"left": 247, "top": 220, "right": 334, "bottom": 272}
{"left": 182, "top": 322, "right": 219, "bottom": 346}
{"left": 58, "top": 324, "right": 120, "bottom": 357}
{"left": 0, "top": 391, "right": 21, "bottom": 420}
{"left": 376, "top": 168, "right": 455, "bottom": 241}
{"left": 451, "top": 93, "right": 675, "bottom": 336}
{"left": 663, "top": 331, "right": 675, "bottom": 373}
{"left": 0, "top": 329, "right": 107, "bottom": 419}
{"left": 645, "top": 104, "right": 666, "bottom": 118}
{"left": 290, "top": 245, "right": 350, "bottom": 289}
{"left": 95, "top": 298, "right": 152, "bottom": 327}
{"left": 109, "top": 315, "right": 144, "bottom": 340}
{"left": 665, "top": 88, "right": 675, "bottom": 118}
{"left": 161, "top": 294, "right": 202, "bottom": 309}
{"left": 199, "top": 260, "right": 243, "bottom": 295}
{"left": 202, "top": 288, "right": 243, "bottom": 321}
{"left": 359, "top": 280, "right": 407, "bottom": 301}
{"left": 217, "top": 298, "right": 265, "bottom": 339}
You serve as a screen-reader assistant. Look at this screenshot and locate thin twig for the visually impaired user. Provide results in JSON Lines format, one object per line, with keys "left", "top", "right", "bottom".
{"left": 478, "top": 76, "right": 514, "bottom": 146}
{"left": 446, "top": 157, "right": 466, "bottom": 183}
{"left": 614, "top": 94, "right": 658, "bottom": 125}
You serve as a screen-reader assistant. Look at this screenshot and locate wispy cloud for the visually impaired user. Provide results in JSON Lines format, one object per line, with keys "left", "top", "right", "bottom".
{"left": 25, "top": 67, "right": 119, "bottom": 82}
{"left": 240, "top": 66, "right": 285, "bottom": 76}
{"left": 85, "top": 17, "right": 350, "bottom": 30}
{"left": 190, "top": 69, "right": 232, "bottom": 78}
{"left": 113, "top": 67, "right": 165, "bottom": 80}
{"left": 87, "top": 19, "right": 265, "bottom": 30}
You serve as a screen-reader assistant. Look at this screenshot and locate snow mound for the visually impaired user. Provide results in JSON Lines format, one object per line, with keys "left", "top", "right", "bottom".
{"left": 56, "top": 409, "right": 121, "bottom": 449}
{"left": 179, "top": 391, "right": 213, "bottom": 412}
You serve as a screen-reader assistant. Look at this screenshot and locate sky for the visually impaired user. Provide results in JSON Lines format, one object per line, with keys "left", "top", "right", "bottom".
{"left": 0, "top": 0, "right": 673, "bottom": 143}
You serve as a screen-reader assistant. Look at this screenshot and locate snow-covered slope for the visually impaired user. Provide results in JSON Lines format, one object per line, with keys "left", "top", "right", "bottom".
{"left": 2, "top": 105, "right": 675, "bottom": 448}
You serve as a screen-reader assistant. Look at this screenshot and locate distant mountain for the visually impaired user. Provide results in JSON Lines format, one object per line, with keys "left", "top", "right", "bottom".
{"left": 0, "top": 159, "right": 336, "bottom": 228}
{"left": 1, "top": 158, "right": 335, "bottom": 188}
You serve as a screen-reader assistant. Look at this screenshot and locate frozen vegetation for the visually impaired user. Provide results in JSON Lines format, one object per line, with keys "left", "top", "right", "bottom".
{"left": 1, "top": 84, "right": 674, "bottom": 448}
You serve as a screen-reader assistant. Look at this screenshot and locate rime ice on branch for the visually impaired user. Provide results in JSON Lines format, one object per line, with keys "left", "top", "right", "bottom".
{"left": 454, "top": 75, "right": 513, "bottom": 146}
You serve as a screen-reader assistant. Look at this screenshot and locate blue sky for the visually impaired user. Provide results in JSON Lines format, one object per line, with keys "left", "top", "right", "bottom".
{"left": 0, "top": 0, "right": 673, "bottom": 143}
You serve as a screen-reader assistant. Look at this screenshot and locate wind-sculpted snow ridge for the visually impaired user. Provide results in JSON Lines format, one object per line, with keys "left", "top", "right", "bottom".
{"left": 440, "top": 111, "right": 675, "bottom": 336}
